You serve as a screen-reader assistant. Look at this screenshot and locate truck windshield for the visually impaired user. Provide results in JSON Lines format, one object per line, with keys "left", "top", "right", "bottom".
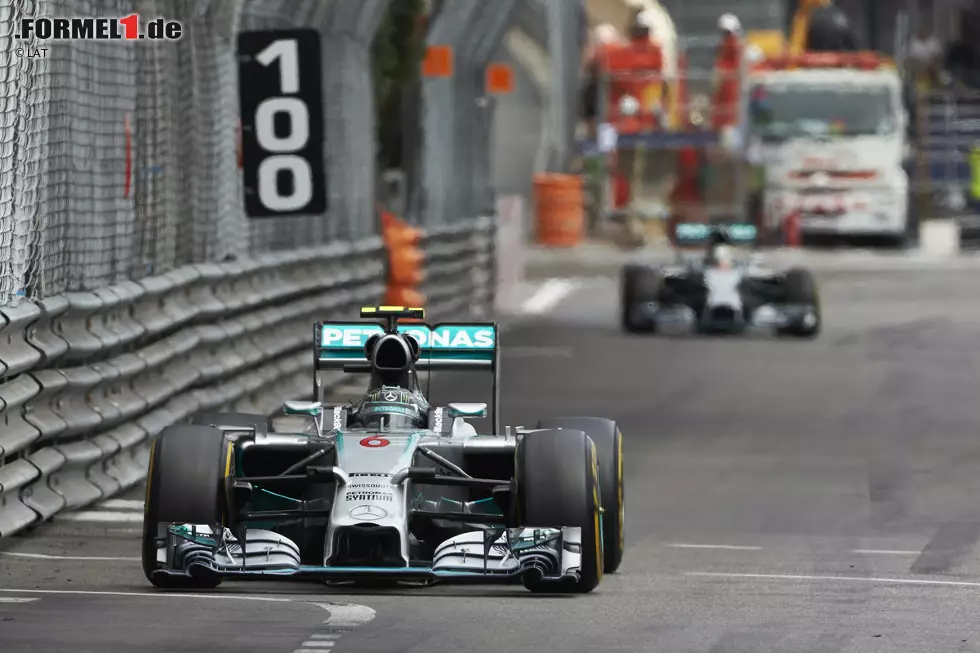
{"left": 749, "top": 84, "right": 896, "bottom": 140}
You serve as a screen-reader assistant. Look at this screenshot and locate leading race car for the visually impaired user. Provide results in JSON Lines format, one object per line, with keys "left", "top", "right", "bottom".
{"left": 621, "top": 223, "right": 821, "bottom": 337}
{"left": 143, "top": 307, "right": 625, "bottom": 594}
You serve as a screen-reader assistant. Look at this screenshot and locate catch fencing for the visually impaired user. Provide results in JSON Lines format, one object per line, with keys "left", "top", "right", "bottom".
{"left": 0, "top": 0, "right": 504, "bottom": 538}
{"left": 913, "top": 85, "right": 980, "bottom": 246}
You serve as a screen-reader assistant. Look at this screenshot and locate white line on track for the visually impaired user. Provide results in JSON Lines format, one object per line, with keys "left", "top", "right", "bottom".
{"left": 520, "top": 278, "right": 578, "bottom": 315}
{"left": 58, "top": 511, "right": 143, "bottom": 523}
{"left": 100, "top": 499, "right": 144, "bottom": 510}
{"left": 687, "top": 572, "right": 980, "bottom": 588}
{"left": 0, "top": 597, "right": 39, "bottom": 603}
{"left": 0, "top": 551, "right": 139, "bottom": 562}
{"left": 0, "top": 588, "right": 293, "bottom": 602}
{"left": 667, "top": 543, "right": 764, "bottom": 551}
{"left": 852, "top": 549, "right": 920, "bottom": 556}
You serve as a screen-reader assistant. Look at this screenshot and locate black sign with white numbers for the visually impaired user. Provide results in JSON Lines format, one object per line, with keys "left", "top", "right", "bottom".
{"left": 237, "top": 29, "right": 326, "bottom": 217}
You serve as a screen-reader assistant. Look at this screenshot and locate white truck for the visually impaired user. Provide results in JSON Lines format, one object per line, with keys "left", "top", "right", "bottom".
{"left": 746, "top": 56, "right": 909, "bottom": 245}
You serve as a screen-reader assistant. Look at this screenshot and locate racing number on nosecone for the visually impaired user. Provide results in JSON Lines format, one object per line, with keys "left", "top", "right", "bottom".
{"left": 237, "top": 29, "right": 326, "bottom": 217}
{"left": 360, "top": 437, "right": 390, "bottom": 448}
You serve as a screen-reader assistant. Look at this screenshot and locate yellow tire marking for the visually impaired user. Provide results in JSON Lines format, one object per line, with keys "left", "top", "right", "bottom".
{"left": 591, "top": 441, "right": 602, "bottom": 580}
{"left": 143, "top": 440, "right": 156, "bottom": 519}
{"left": 617, "top": 430, "right": 624, "bottom": 552}
{"left": 221, "top": 441, "right": 234, "bottom": 524}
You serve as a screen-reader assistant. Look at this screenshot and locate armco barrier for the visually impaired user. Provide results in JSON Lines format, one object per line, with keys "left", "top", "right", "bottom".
{"left": 0, "top": 223, "right": 498, "bottom": 539}
{"left": 421, "top": 217, "right": 496, "bottom": 319}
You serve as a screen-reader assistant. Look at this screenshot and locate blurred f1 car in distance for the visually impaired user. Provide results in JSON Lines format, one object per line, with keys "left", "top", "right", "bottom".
{"left": 143, "top": 306, "right": 625, "bottom": 594}
{"left": 620, "top": 223, "right": 820, "bottom": 337}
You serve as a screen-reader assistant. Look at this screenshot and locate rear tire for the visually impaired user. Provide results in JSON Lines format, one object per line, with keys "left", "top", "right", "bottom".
{"left": 620, "top": 265, "right": 660, "bottom": 333}
{"left": 142, "top": 425, "right": 231, "bottom": 589}
{"left": 536, "top": 417, "right": 624, "bottom": 574}
{"left": 776, "top": 267, "right": 821, "bottom": 338}
{"left": 516, "top": 429, "right": 603, "bottom": 593}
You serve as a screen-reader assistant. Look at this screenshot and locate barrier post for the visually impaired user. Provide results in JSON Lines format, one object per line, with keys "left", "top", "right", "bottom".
{"left": 532, "top": 173, "right": 585, "bottom": 247}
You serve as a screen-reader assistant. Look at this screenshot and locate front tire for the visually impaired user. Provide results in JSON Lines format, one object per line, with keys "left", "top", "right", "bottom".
{"left": 776, "top": 267, "right": 821, "bottom": 338}
{"left": 621, "top": 265, "right": 660, "bottom": 333}
{"left": 516, "top": 429, "right": 603, "bottom": 593}
{"left": 536, "top": 417, "right": 625, "bottom": 574}
{"left": 142, "top": 425, "right": 231, "bottom": 589}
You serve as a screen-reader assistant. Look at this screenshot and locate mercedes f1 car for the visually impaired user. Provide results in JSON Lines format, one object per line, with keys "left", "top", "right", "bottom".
{"left": 143, "top": 307, "right": 625, "bottom": 593}
{"left": 620, "top": 223, "right": 821, "bottom": 337}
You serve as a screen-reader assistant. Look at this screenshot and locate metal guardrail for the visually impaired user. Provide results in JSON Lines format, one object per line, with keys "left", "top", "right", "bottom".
{"left": 0, "top": 222, "right": 497, "bottom": 538}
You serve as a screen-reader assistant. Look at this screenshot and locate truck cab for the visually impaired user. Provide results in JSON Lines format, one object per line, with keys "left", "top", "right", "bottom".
{"left": 747, "top": 52, "right": 909, "bottom": 243}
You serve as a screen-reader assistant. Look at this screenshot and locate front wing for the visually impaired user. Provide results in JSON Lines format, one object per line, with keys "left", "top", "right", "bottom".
{"left": 150, "top": 525, "right": 584, "bottom": 588}
{"left": 630, "top": 301, "right": 817, "bottom": 332}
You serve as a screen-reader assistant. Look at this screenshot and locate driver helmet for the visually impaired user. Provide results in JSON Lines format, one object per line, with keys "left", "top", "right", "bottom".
{"left": 713, "top": 244, "right": 735, "bottom": 269}
{"left": 352, "top": 385, "right": 428, "bottom": 430}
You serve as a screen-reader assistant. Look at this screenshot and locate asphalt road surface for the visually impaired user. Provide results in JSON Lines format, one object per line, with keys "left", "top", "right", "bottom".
{"left": 6, "top": 264, "right": 980, "bottom": 651}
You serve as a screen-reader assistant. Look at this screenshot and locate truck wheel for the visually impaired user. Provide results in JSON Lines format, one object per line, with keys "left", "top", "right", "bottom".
{"left": 192, "top": 412, "right": 268, "bottom": 435}
{"left": 621, "top": 265, "right": 659, "bottom": 333}
{"left": 777, "top": 267, "right": 821, "bottom": 338}
{"left": 536, "top": 417, "right": 625, "bottom": 574}
{"left": 142, "top": 425, "right": 231, "bottom": 588}
{"left": 515, "top": 429, "right": 603, "bottom": 593}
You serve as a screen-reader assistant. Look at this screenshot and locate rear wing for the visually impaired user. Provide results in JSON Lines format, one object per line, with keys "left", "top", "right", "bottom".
{"left": 674, "top": 222, "right": 757, "bottom": 246}
{"left": 314, "top": 307, "right": 500, "bottom": 431}
{"left": 315, "top": 320, "right": 498, "bottom": 371}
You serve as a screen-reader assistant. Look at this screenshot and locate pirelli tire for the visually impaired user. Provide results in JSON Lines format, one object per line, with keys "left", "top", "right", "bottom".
{"left": 776, "top": 267, "right": 821, "bottom": 339}
{"left": 142, "top": 425, "right": 232, "bottom": 589}
{"left": 536, "top": 417, "right": 625, "bottom": 574}
{"left": 620, "top": 264, "right": 660, "bottom": 333}
{"left": 192, "top": 412, "right": 269, "bottom": 435}
{"left": 515, "top": 428, "right": 603, "bottom": 593}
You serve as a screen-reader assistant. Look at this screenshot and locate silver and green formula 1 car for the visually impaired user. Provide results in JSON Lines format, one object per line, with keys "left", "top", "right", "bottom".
{"left": 143, "top": 307, "right": 625, "bottom": 593}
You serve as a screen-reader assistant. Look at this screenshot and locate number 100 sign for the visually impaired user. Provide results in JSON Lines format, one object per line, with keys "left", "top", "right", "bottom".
{"left": 237, "top": 29, "right": 327, "bottom": 217}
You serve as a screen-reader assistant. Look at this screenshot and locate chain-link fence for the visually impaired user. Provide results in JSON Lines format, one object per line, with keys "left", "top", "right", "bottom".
{"left": 0, "top": 0, "right": 389, "bottom": 307}
{"left": 914, "top": 85, "right": 980, "bottom": 246}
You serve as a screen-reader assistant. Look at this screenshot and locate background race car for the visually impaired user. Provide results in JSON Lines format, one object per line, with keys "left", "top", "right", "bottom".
{"left": 620, "top": 223, "right": 821, "bottom": 337}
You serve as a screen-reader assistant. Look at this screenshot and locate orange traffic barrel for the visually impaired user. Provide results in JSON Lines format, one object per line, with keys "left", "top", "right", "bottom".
{"left": 533, "top": 173, "right": 585, "bottom": 247}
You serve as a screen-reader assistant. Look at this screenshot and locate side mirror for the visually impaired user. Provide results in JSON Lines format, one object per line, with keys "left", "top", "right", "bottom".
{"left": 448, "top": 402, "right": 488, "bottom": 419}
{"left": 283, "top": 400, "right": 323, "bottom": 416}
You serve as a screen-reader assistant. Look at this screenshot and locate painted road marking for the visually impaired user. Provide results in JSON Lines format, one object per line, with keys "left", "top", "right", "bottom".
{"left": 0, "top": 588, "right": 293, "bottom": 602}
{"left": 58, "top": 511, "right": 143, "bottom": 523}
{"left": 667, "top": 543, "right": 763, "bottom": 551}
{"left": 521, "top": 278, "right": 578, "bottom": 315}
{"left": 0, "top": 551, "right": 139, "bottom": 562}
{"left": 294, "top": 604, "right": 376, "bottom": 653}
{"left": 316, "top": 602, "right": 376, "bottom": 628}
{"left": 687, "top": 572, "right": 980, "bottom": 588}
{"left": 0, "top": 597, "right": 39, "bottom": 603}
{"left": 852, "top": 549, "right": 920, "bottom": 556}
{"left": 100, "top": 499, "right": 144, "bottom": 510}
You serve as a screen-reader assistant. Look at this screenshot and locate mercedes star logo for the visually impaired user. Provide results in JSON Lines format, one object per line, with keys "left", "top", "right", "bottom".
{"left": 382, "top": 390, "right": 398, "bottom": 401}
{"left": 349, "top": 504, "right": 388, "bottom": 521}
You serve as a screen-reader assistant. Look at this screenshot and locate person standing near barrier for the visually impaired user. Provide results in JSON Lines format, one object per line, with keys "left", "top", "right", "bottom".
{"left": 599, "top": 10, "right": 666, "bottom": 217}
{"left": 711, "top": 14, "right": 742, "bottom": 133}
